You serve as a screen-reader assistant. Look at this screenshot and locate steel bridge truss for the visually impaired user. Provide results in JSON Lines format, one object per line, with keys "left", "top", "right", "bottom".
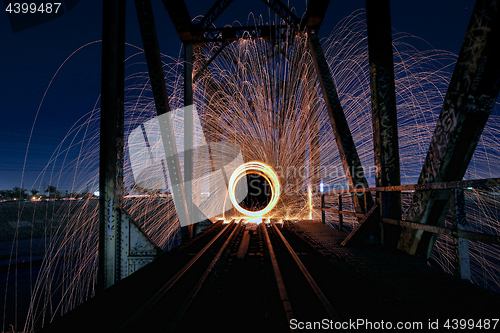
{"left": 99, "top": 0, "right": 500, "bottom": 289}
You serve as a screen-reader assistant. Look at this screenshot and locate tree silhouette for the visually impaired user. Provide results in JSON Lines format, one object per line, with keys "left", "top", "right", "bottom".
{"left": 45, "top": 185, "right": 59, "bottom": 199}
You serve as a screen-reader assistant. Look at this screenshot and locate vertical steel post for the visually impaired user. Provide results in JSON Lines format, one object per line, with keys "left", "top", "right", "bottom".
{"left": 321, "top": 193, "right": 325, "bottom": 224}
{"left": 98, "top": 0, "right": 126, "bottom": 291}
{"left": 338, "top": 194, "right": 343, "bottom": 231}
{"left": 304, "top": 67, "right": 321, "bottom": 209}
{"left": 453, "top": 188, "right": 470, "bottom": 280}
{"left": 366, "top": 0, "right": 402, "bottom": 248}
{"left": 184, "top": 41, "right": 194, "bottom": 238}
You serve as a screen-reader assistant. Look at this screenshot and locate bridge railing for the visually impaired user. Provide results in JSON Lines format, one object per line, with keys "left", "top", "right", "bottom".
{"left": 317, "top": 177, "right": 500, "bottom": 279}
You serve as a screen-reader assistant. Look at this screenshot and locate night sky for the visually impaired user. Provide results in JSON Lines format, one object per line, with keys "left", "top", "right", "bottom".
{"left": 0, "top": 0, "right": 477, "bottom": 192}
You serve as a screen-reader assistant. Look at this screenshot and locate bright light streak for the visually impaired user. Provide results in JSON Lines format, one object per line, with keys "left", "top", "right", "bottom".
{"left": 228, "top": 161, "right": 280, "bottom": 217}
{"left": 308, "top": 186, "right": 313, "bottom": 219}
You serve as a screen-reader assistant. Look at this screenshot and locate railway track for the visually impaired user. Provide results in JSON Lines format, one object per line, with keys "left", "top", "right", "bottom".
{"left": 39, "top": 217, "right": 500, "bottom": 333}
{"left": 114, "top": 219, "right": 343, "bottom": 332}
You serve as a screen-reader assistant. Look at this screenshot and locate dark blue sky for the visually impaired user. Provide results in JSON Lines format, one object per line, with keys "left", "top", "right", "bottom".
{"left": 0, "top": 0, "right": 476, "bottom": 192}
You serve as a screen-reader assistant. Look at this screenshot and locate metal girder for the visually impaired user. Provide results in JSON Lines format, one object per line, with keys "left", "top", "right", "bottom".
{"left": 384, "top": 217, "right": 500, "bottom": 246}
{"left": 202, "top": 25, "right": 293, "bottom": 42}
{"left": 398, "top": 0, "right": 500, "bottom": 258}
{"left": 307, "top": 30, "right": 374, "bottom": 216}
{"left": 161, "top": 0, "right": 196, "bottom": 41}
{"left": 198, "top": 0, "right": 234, "bottom": 31}
{"left": 451, "top": 188, "right": 470, "bottom": 280}
{"left": 319, "top": 207, "right": 374, "bottom": 219}
{"left": 322, "top": 177, "right": 500, "bottom": 194}
{"left": 118, "top": 210, "right": 163, "bottom": 279}
{"left": 98, "top": 0, "right": 126, "bottom": 291}
{"left": 99, "top": 1, "right": 161, "bottom": 290}
{"left": 135, "top": 0, "right": 173, "bottom": 116}
{"left": 194, "top": 47, "right": 231, "bottom": 133}
{"left": 260, "top": 0, "right": 300, "bottom": 30}
{"left": 134, "top": 0, "right": 192, "bottom": 231}
{"left": 341, "top": 204, "right": 380, "bottom": 246}
{"left": 366, "top": 0, "right": 401, "bottom": 248}
{"left": 193, "top": 46, "right": 224, "bottom": 112}
{"left": 193, "top": 40, "right": 231, "bottom": 83}
{"left": 202, "top": 42, "right": 239, "bottom": 65}
{"left": 301, "top": 0, "right": 330, "bottom": 32}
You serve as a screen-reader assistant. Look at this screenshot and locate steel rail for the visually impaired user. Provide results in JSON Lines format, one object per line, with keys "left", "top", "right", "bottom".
{"left": 270, "top": 221, "right": 342, "bottom": 323}
{"left": 115, "top": 220, "right": 235, "bottom": 332}
{"left": 165, "top": 220, "right": 242, "bottom": 332}
{"left": 261, "top": 223, "right": 295, "bottom": 331}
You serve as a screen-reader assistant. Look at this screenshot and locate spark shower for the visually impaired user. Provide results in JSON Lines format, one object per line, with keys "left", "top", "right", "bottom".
{"left": 2, "top": 10, "right": 500, "bottom": 332}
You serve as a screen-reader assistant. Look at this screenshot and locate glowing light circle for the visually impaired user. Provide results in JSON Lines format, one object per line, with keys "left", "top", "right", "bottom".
{"left": 228, "top": 161, "right": 280, "bottom": 217}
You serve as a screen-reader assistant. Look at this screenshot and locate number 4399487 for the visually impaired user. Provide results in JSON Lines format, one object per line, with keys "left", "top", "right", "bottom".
{"left": 444, "top": 318, "right": 499, "bottom": 330}
{"left": 5, "top": 3, "right": 62, "bottom": 14}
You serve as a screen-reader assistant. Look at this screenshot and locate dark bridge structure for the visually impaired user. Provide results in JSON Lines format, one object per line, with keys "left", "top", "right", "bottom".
{"left": 40, "top": 0, "right": 500, "bottom": 331}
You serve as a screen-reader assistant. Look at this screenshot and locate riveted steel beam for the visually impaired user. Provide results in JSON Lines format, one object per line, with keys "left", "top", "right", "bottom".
{"left": 99, "top": 0, "right": 162, "bottom": 291}
{"left": 366, "top": 0, "right": 401, "bottom": 248}
{"left": 321, "top": 177, "right": 500, "bottom": 194}
{"left": 398, "top": 0, "right": 500, "bottom": 258}
{"left": 135, "top": 0, "right": 191, "bottom": 232}
{"left": 301, "top": 0, "right": 330, "bottom": 32}
{"left": 161, "top": 0, "right": 196, "bottom": 41}
{"left": 98, "top": 0, "right": 126, "bottom": 291}
{"left": 261, "top": 0, "right": 300, "bottom": 31}
{"left": 307, "top": 30, "right": 374, "bottom": 216}
{"left": 118, "top": 210, "right": 163, "bottom": 279}
{"left": 451, "top": 188, "right": 470, "bottom": 280}
{"left": 198, "top": 0, "right": 234, "bottom": 31}
{"left": 193, "top": 40, "right": 231, "bottom": 83}
{"left": 341, "top": 204, "right": 380, "bottom": 246}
